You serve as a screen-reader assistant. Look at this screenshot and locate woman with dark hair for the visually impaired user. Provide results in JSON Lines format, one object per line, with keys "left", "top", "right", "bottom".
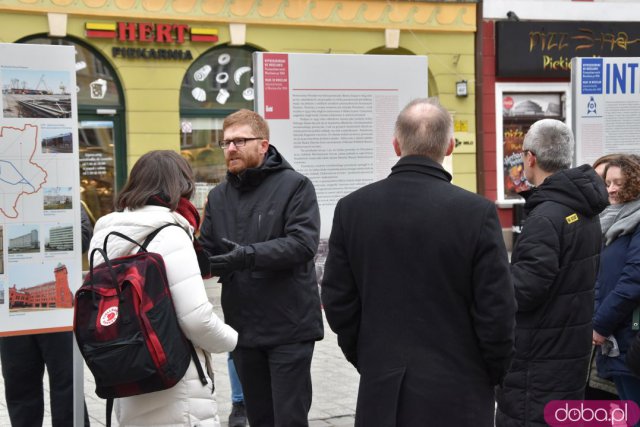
{"left": 593, "top": 155, "right": 640, "bottom": 404}
{"left": 89, "top": 150, "right": 237, "bottom": 426}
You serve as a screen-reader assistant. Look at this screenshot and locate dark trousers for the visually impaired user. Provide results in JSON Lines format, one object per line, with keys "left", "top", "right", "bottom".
{"left": 0, "top": 332, "right": 90, "bottom": 427}
{"left": 613, "top": 375, "right": 640, "bottom": 427}
{"left": 232, "top": 341, "right": 315, "bottom": 427}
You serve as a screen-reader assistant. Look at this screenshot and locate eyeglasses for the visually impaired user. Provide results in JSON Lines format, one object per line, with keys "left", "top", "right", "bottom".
{"left": 218, "top": 137, "right": 262, "bottom": 150}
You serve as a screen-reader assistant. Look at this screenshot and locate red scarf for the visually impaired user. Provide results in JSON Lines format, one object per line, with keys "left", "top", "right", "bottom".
{"left": 148, "top": 195, "right": 211, "bottom": 278}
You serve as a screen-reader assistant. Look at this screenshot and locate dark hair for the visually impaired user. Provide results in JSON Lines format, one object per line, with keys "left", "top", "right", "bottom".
{"left": 115, "top": 150, "right": 195, "bottom": 211}
{"left": 605, "top": 155, "right": 640, "bottom": 204}
{"left": 593, "top": 153, "right": 621, "bottom": 171}
{"left": 223, "top": 109, "right": 269, "bottom": 141}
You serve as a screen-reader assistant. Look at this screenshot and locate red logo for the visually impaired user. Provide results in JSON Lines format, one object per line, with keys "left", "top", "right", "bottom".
{"left": 503, "top": 96, "right": 514, "bottom": 110}
{"left": 99, "top": 306, "right": 119, "bottom": 327}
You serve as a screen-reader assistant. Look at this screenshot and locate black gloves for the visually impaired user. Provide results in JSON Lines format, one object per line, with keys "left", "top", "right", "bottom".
{"left": 209, "top": 238, "right": 254, "bottom": 276}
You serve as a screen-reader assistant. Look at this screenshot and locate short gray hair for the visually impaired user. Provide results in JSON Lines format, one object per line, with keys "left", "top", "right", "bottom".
{"left": 394, "top": 97, "right": 453, "bottom": 161}
{"left": 523, "top": 119, "right": 574, "bottom": 173}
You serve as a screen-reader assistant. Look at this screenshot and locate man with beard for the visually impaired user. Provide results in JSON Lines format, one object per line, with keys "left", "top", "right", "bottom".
{"left": 199, "top": 109, "right": 323, "bottom": 427}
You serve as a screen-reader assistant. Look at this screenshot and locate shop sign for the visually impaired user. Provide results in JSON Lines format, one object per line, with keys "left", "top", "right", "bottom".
{"left": 86, "top": 22, "right": 219, "bottom": 61}
{"left": 496, "top": 21, "right": 640, "bottom": 78}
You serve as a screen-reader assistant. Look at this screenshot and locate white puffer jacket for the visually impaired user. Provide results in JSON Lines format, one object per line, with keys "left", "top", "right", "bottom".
{"left": 89, "top": 205, "right": 238, "bottom": 427}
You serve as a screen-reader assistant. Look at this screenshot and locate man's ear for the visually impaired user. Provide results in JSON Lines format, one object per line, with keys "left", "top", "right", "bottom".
{"left": 526, "top": 151, "right": 536, "bottom": 168}
{"left": 393, "top": 138, "right": 402, "bottom": 157}
{"left": 260, "top": 139, "right": 269, "bottom": 155}
{"left": 445, "top": 137, "right": 455, "bottom": 157}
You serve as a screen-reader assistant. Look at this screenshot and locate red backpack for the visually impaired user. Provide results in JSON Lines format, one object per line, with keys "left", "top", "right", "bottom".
{"left": 74, "top": 223, "right": 208, "bottom": 426}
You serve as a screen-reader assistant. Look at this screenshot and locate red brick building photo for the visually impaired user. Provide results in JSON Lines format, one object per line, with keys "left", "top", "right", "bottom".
{"left": 8, "top": 263, "right": 73, "bottom": 309}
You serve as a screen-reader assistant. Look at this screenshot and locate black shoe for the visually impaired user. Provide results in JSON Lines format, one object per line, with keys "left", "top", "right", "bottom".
{"left": 229, "top": 402, "right": 248, "bottom": 427}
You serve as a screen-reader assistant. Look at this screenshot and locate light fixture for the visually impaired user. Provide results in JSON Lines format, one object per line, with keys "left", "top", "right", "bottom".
{"left": 385, "top": 29, "right": 400, "bottom": 49}
{"left": 47, "top": 13, "right": 68, "bottom": 37}
{"left": 456, "top": 80, "right": 468, "bottom": 97}
{"left": 229, "top": 23, "right": 246, "bottom": 46}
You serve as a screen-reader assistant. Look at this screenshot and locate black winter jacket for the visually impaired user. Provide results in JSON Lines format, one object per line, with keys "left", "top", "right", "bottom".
{"left": 496, "top": 164, "right": 608, "bottom": 427}
{"left": 199, "top": 145, "right": 324, "bottom": 347}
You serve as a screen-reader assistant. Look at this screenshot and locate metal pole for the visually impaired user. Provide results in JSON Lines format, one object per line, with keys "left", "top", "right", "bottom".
{"left": 73, "top": 333, "right": 84, "bottom": 427}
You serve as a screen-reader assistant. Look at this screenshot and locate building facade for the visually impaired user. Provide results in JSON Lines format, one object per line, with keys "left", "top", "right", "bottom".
{"left": 9, "top": 229, "right": 39, "bottom": 251}
{"left": 1, "top": 0, "right": 478, "bottom": 219}
{"left": 48, "top": 225, "right": 73, "bottom": 251}
{"left": 481, "top": 0, "right": 640, "bottom": 247}
{"left": 8, "top": 263, "right": 73, "bottom": 309}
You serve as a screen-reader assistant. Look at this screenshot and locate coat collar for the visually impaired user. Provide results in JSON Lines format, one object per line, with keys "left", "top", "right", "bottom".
{"left": 389, "top": 155, "right": 452, "bottom": 183}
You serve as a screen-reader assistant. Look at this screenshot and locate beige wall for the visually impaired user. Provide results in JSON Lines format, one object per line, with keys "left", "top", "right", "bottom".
{"left": 0, "top": 1, "right": 477, "bottom": 191}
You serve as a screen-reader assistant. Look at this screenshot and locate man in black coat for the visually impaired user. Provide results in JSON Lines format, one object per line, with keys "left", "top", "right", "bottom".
{"left": 321, "top": 98, "right": 516, "bottom": 427}
{"left": 199, "top": 109, "right": 323, "bottom": 427}
{"left": 495, "top": 119, "right": 608, "bottom": 426}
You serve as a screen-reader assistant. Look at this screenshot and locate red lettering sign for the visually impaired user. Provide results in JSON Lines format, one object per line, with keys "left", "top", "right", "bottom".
{"left": 155, "top": 23, "right": 173, "bottom": 43}
{"left": 138, "top": 22, "right": 153, "bottom": 42}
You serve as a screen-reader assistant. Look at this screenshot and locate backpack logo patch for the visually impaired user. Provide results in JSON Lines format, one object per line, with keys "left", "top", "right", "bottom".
{"left": 100, "top": 306, "right": 119, "bottom": 327}
{"left": 565, "top": 213, "right": 579, "bottom": 224}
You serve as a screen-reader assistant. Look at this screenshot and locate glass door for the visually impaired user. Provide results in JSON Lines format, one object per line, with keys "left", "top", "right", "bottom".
{"left": 78, "top": 119, "right": 117, "bottom": 223}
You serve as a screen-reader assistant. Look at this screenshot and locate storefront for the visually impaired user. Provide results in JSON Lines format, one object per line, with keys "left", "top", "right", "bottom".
{"left": 1, "top": 0, "right": 478, "bottom": 221}
{"left": 480, "top": 17, "right": 640, "bottom": 247}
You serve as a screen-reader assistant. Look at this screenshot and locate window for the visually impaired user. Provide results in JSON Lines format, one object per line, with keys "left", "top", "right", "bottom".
{"left": 179, "top": 45, "right": 259, "bottom": 210}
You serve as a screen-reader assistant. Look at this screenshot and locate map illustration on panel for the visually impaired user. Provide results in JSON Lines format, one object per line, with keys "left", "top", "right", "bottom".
{"left": 0, "top": 124, "right": 48, "bottom": 218}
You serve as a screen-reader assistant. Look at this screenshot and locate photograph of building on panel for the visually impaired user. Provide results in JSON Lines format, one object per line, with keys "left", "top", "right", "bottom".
{"left": 7, "top": 224, "right": 40, "bottom": 254}
{"left": 41, "top": 127, "right": 73, "bottom": 153}
{"left": 2, "top": 69, "right": 72, "bottom": 119}
{"left": 8, "top": 262, "right": 73, "bottom": 311}
{"left": 43, "top": 187, "right": 73, "bottom": 210}
{"left": 0, "top": 282, "right": 4, "bottom": 305}
{"left": 44, "top": 223, "right": 73, "bottom": 252}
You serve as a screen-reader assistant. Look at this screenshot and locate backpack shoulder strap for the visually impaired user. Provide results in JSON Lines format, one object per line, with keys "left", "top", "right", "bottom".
{"left": 139, "top": 223, "right": 190, "bottom": 252}
{"left": 138, "top": 222, "right": 208, "bottom": 386}
{"left": 106, "top": 398, "right": 114, "bottom": 427}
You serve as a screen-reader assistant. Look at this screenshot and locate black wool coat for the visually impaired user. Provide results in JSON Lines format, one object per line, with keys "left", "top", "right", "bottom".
{"left": 321, "top": 156, "right": 516, "bottom": 427}
{"left": 495, "top": 164, "right": 608, "bottom": 427}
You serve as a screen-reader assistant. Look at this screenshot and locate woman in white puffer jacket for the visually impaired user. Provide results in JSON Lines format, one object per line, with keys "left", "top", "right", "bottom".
{"left": 89, "top": 150, "right": 237, "bottom": 427}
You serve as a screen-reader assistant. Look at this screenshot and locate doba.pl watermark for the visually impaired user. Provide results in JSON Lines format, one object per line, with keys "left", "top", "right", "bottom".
{"left": 544, "top": 400, "right": 640, "bottom": 426}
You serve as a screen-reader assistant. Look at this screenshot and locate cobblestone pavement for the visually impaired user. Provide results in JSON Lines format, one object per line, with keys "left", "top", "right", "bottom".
{"left": 0, "top": 280, "right": 359, "bottom": 426}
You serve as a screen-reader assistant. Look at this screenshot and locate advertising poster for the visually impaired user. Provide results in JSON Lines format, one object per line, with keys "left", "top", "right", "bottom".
{"left": 253, "top": 53, "right": 428, "bottom": 239}
{"left": 503, "top": 123, "right": 529, "bottom": 199}
{"left": 0, "top": 43, "right": 81, "bottom": 336}
{"left": 572, "top": 57, "right": 640, "bottom": 166}
{"left": 496, "top": 91, "right": 566, "bottom": 203}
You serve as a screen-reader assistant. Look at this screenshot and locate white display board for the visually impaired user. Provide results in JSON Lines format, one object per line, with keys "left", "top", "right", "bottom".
{"left": 572, "top": 57, "right": 640, "bottom": 166}
{"left": 0, "top": 43, "right": 81, "bottom": 336}
{"left": 253, "top": 53, "right": 428, "bottom": 238}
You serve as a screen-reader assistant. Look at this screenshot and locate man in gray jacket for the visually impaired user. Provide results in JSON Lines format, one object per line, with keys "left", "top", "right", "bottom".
{"left": 199, "top": 109, "right": 323, "bottom": 427}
